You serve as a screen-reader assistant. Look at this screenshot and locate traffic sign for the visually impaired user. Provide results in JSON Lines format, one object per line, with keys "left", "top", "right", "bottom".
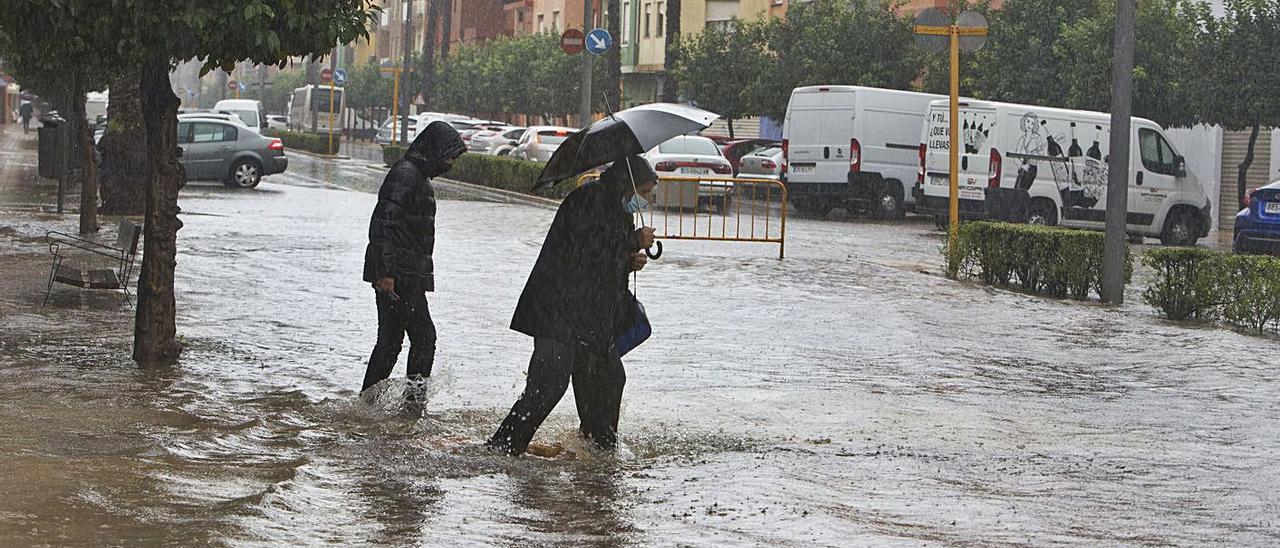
{"left": 238, "top": 81, "right": 247, "bottom": 92}
{"left": 560, "top": 28, "right": 585, "bottom": 55}
{"left": 912, "top": 8, "right": 949, "bottom": 54}
{"left": 956, "top": 11, "right": 989, "bottom": 53}
{"left": 334, "top": 68, "right": 348, "bottom": 86}
{"left": 227, "top": 80, "right": 238, "bottom": 91}
{"left": 320, "top": 67, "right": 333, "bottom": 83}
{"left": 586, "top": 28, "right": 612, "bottom": 55}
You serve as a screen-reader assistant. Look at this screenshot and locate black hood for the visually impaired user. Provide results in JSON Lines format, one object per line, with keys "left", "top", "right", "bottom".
{"left": 406, "top": 121, "right": 466, "bottom": 178}
{"left": 600, "top": 155, "right": 657, "bottom": 193}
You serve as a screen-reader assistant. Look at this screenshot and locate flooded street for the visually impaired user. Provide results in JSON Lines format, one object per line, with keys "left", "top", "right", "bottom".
{"left": 3, "top": 152, "right": 1280, "bottom": 546}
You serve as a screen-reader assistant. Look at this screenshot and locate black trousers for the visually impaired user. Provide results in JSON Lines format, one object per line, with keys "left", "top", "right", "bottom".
{"left": 489, "top": 338, "right": 626, "bottom": 455}
{"left": 362, "top": 289, "right": 436, "bottom": 393}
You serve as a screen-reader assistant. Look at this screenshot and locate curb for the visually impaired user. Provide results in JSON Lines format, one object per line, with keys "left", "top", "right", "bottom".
{"left": 285, "top": 148, "right": 351, "bottom": 161}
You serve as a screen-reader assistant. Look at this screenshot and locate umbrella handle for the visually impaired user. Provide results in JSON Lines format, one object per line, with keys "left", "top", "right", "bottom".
{"left": 645, "top": 240, "right": 663, "bottom": 260}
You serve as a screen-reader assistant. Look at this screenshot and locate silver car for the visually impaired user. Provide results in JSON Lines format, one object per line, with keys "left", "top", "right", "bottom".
{"left": 512, "top": 125, "right": 575, "bottom": 162}
{"left": 177, "top": 119, "right": 287, "bottom": 188}
{"left": 470, "top": 126, "right": 526, "bottom": 155}
{"left": 737, "top": 146, "right": 783, "bottom": 181}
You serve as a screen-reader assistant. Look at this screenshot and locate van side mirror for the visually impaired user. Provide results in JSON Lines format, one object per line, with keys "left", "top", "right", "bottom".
{"left": 1176, "top": 155, "right": 1187, "bottom": 177}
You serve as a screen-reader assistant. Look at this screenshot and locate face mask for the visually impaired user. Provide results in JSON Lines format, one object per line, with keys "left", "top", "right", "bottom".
{"left": 624, "top": 193, "right": 649, "bottom": 214}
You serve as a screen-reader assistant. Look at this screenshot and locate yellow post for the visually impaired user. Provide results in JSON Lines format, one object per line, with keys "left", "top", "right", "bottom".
{"left": 391, "top": 70, "right": 400, "bottom": 147}
{"left": 328, "top": 82, "right": 335, "bottom": 154}
{"left": 948, "top": 26, "right": 960, "bottom": 256}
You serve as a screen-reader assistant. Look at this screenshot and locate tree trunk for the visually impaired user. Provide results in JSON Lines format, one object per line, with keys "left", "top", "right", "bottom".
{"left": 71, "top": 79, "right": 99, "bottom": 234}
{"left": 99, "top": 73, "right": 147, "bottom": 215}
{"left": 133, "top": 57, "right": 185, "bottom": 366}
{"left": 660, "top": 0, "right": 681, "bottom": 102}
{"left": 606, "top": 0, "right": 622, "bottom": 111}
{"left": 727, "top": 118, "right": 735, "bottom": 140}
{"left": 1238, "top": 123, "right": 1260, "bottom": 210}
{"left": 439, "top": 0, "right": 453, "bottom": 59}
{"left": 422, "top": 0, "right": 441, "bottom": 107}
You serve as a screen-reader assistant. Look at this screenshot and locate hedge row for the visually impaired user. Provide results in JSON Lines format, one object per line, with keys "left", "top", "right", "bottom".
{"left": 947, "top": 222, "right": 1131, "bottom": 301}
{"left": 264, "top": 129, "right": 341, "bottom": 155}
{"left": 382, "top": 146, "right": 574, "bottom": 199}
{"left": 1143, "top": 248, "right": 1280, "bottom": 332}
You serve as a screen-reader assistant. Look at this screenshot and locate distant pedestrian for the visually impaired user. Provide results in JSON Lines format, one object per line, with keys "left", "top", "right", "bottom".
{"left": 19, "top": 102, "right": 33, "bottom": 134}
{"left": 361, "top": 121, "right": 466, "bottom": 415}
{"left": 488, "top": 156, "right": 658, "bottom": 456}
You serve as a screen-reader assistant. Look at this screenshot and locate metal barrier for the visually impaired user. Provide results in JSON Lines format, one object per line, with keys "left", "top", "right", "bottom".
{"left": 573, "top": 174, "right": 788, "bottom": 259}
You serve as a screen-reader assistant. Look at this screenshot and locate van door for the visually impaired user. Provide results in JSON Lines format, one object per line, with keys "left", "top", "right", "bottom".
{"left": 1134, "top": 127, "right": 1182, "bottom": 230}
{"left": 786, "top": 89, "right": 854, "bottom": 185}
{"left": 922, "top": 104, "right": 997, "bottom": 213}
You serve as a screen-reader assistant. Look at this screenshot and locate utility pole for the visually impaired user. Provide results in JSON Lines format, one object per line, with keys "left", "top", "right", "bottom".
{"left": 1101, "top": 0, "right": 1135, "bottom": 304}
{"left": 580, "top": 0, "right": 594, "bottom": 127}
{"left": 400, "top": 0, "right": 414, "bottom": 144}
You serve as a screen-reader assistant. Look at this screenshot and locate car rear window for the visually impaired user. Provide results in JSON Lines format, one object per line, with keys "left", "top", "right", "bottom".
{"left": 537, "top": 130, "right": 571, "bottom": 145}
{"left": 659, "top": 138, "right": 721, "bottom": 156}
{"left": 754, "top": 147, "right": 782, "bottom": 157}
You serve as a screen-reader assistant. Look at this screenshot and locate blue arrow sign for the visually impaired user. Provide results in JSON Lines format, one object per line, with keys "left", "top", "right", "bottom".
{"left": 586, "top": 28, "right": 612, "bottom": 55}
{"left": 334, "top": 68, "right": 348, "bottom": 86}
{"left": 238, "top": 81, "right": 247, "bottom": 92}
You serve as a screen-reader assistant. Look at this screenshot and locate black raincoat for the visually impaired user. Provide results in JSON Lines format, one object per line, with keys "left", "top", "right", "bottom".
{"left": 362, "top": 121, "right": 466, "bottom": 293}
{"left": 509, "top": 158, "right": 655, "bottom": 358}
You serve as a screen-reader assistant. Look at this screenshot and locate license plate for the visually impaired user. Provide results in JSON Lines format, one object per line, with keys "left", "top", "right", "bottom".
{"left": 682, "top": 167, "right": 711, "bottom": 175}
{"left": 790, "top": 165, "right": 814, "bottom": 174}
{"left": 1266, "top": 202, "right": 1280, "bottom": 214}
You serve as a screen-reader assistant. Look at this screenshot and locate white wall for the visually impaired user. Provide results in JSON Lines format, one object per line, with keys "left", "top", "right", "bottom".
{"left": 1166, "top": 125, "right": 1223, "bottom": 233}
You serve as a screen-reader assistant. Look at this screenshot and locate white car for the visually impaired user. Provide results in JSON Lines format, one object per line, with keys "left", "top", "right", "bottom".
{"left": 642, "top": 135, "right": 735, "bottom": 211}
{"left": 511, "top": 126, "right": 575, "bottom": 162}
{"left": 737, "top": 146, "right": 784, "bottom": 181}
{"left": 469, "top": 126, "right": 526, "bottom": 155}
{"left": 265, "top": 115, "right": 288, "bottom": 131}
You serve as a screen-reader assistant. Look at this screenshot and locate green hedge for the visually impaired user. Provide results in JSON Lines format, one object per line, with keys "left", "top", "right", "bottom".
{"left": 947, "top": 222, "right": 1131, "bottom": 301}
{"left": 382, "top": 150, "right": 575, "bottom": 199}
{"left": 263, "top": 129, "right": 341, "bottom": 155}
{"left": 1143, "top": 248, "right": 1280, "bottom": 332}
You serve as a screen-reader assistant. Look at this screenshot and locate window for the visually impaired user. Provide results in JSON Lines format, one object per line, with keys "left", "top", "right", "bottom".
{"left": 1138, "top": 128, "right": 1179, "bottom": 176}
{"left": 537, "top": 14, "right": 545, "bottom": 32}
{"left": 192, "top": 123, "right": 236, "bottom": 143}
{"left": 552, "top": 10, "right": 560, "bottom": 31}
{"left": 644, "top": 3, "right": 652, "bottom": 38}
{"left": 657, "top": 2, "right": 665, "bottom": 37}
{"left": 658, "top": 137, "right": 721, "bottom": 156}
{"left": 622, "top": 1, "right": 631, "bottom": 44}
{"left": 176, "top": 123, "right": 191, "bottom": 144}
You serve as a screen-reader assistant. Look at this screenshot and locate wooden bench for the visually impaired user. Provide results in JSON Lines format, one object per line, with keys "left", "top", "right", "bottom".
{"left": 45, "top": 220, "right": 141, "bottom": 305}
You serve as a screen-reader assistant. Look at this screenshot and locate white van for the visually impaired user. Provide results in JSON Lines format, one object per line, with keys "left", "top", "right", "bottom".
{"left": 916, "top": 99, "right": 1212, "bottom": 246}
{"left": 782, "top": 85, "right": 944, "bottom": 218}
{"left": 213, "top": 99, "right": 265, "bottom": 132}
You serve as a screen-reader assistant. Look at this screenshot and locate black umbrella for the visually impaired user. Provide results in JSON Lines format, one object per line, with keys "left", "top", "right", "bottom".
{"left": 535, "top": 103, "right": 719, "bottom": 187}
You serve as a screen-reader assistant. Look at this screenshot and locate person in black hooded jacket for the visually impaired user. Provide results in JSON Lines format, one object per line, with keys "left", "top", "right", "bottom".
{"left": 361, "top": 121, "right": 466, "bottom": 409}
{"left": 488, "top": 156, "right": 658, "bottom": 456}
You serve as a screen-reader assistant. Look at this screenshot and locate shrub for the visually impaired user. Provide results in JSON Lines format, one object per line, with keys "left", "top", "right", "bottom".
{"left": 1141, "top": 249, "right": 1280, "bottom": 333}
{"left": 948, "top": 222, "right": 1131, "bottom": 301}
{"left": 382, "top": 145, "right": 405, "bottom": 166}
{"left": 264, "top": 129, "right": 341, "bottom": 155}
{"left": 444, "top": 153, "right": 575, "bottom": 199}
{"left": 1141, "top": 248, "right": 1221, "bottom": 320}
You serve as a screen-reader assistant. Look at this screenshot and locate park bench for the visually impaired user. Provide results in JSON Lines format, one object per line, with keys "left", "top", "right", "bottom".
{"left": 44, "top": 219, "right": 141, "bottom": 305}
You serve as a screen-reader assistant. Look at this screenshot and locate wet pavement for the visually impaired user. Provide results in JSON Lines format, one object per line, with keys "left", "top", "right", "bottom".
{"left": 2, "top": 129, "right": 1280, "bottom": 545}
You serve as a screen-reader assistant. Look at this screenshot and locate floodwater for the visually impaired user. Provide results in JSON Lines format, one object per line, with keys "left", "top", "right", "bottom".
{"left": 2, "top": 152, "right": 1279, "bottom": 546}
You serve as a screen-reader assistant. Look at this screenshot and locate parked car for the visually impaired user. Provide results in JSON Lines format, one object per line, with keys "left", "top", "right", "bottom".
{"left": 512, "top": 126, "right": 575, "bottom": 162}
{"left": 484, "top": 127, "right": 528, "bottom": 156}
{"left": 176, "top": 118, "right": 287, "bottom": 188}
{"left": 720, "top": 138, "right": 780, "bottom": 175}
{"left": 643, "top": 135, "right": 735, "bottom": 211}
{"left": 375, "top": 115, "right": 431, "bottom": 146}
{"left": 213, "top": 99, "right": 266, "bottom": 132}
{"left": 459, "top": 122, "right": 511, "bottom": 149}
{"left": 179, "top": 110, "right": 253, "bottom": 131}
{"left": 265, "top": 115, "right": 289, "bottom": 131}
{"left": 1234, "top": 179, "right": 1280, "bottom": 255}
{"left": 737, "top": 146, "right": 783, "bottom": 181}
{"left": 918, "top": 98, "right": 1211, "bottom": 246}
{"left": 468, "top": 126, "right": 524, "bottom": 154}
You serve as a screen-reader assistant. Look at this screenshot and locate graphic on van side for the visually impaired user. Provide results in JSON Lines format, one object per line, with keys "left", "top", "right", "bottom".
{"left": 925, "top": 111, "right": 996, "bottom": 154}
{"left": 1014, "top": 112, "right": 1110, "bottom": 217}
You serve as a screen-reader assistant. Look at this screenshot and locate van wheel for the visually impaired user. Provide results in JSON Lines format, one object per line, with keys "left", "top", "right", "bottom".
{"left": 872, "top": 182, "right": 905, "bottom": 220}
{"left": 1028, "top": 199, "right": 1058, "bottom": 226}
{"left": 1160, "top": 210, "right": 1198, "bottom": 247}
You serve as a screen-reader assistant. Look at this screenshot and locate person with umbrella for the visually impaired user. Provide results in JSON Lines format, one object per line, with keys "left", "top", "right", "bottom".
{"left": 486, "top": 103, "right": 718, "bottom": 456}
{"left": 361, "top": 121, "right": 466, "bottom": 415}
{"left": 487, "top": 157, "right": 657, "bottom": 456}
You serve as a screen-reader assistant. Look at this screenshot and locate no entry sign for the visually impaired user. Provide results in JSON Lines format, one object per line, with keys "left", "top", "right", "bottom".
{"left": 560, "top": 29, "right": 585, "bottom": 55}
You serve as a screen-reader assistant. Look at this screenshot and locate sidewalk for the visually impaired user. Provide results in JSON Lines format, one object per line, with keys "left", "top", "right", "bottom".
{"left": 0, "top": 124, "right": 76, "bottom": 212}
